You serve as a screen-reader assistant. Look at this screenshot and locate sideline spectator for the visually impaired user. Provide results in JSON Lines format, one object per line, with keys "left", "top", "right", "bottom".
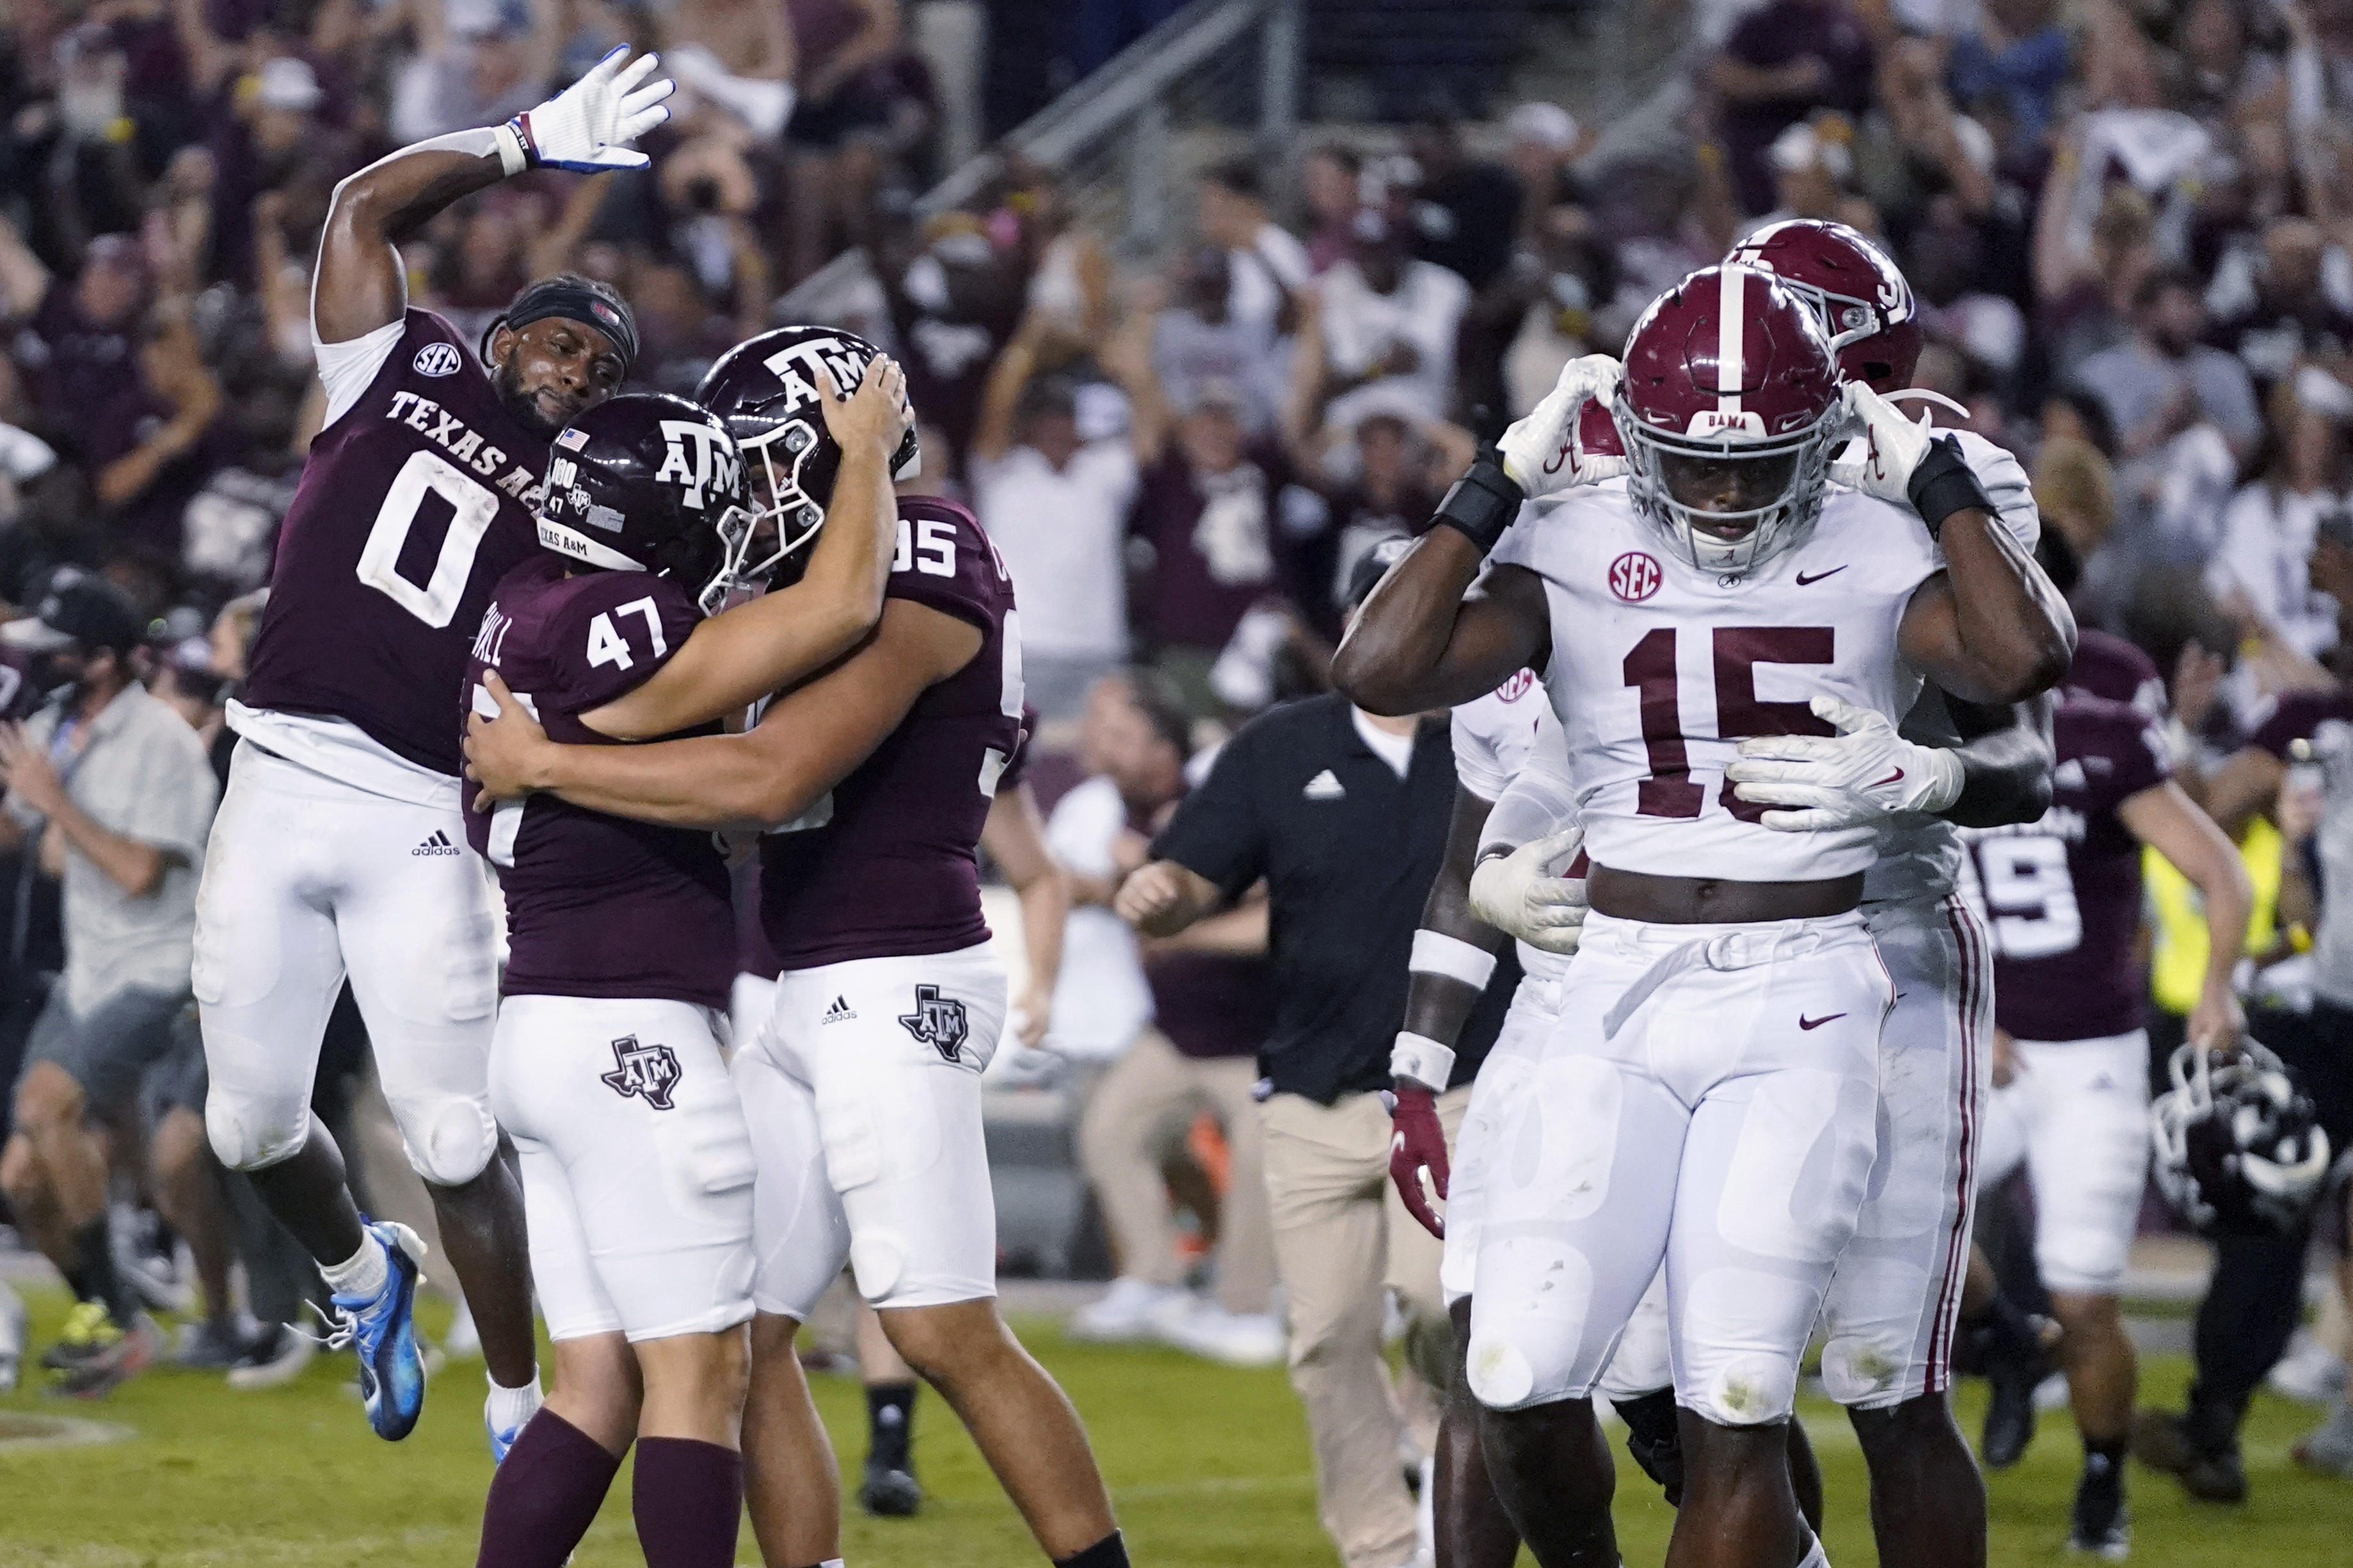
{"left": 1311, "top": 208, "right": 1467, "bottom": 432}
{"left": 1197, "top": 157, "right": 1312, "bottom": 338}
{"left": 969, "top": 308, "right": 1140, "bottom": 720}
{"left": 0, "top": 571, "right": 216, "bottom": 1395}
{"left": 1066, "top": 672, "right": 1280, "bottom": 1366}
{"left": 1405, "top": 111, "right": 1521, "bottom": 293}
{"left": 1709, "top": 0, "right": 1877, "bottom": 216}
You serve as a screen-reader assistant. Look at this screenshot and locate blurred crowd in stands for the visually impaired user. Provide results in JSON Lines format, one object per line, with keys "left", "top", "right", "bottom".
{"left": 3, "top": 0, "right": 2353, "bottom": 1391}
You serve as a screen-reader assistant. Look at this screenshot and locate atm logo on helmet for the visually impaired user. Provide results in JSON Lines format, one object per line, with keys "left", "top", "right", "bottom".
{"left": 655, "top": 420, "right": 741, "bottom": 511}
{"left": 761, "top": 335, "right": 870, "bottom": 405}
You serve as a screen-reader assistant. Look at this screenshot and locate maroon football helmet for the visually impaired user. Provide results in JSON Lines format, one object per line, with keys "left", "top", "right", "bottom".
{"left": 1613, "top": 264, "right": 1844, "bottom": 576}
{"left": 538, "top": 393, "right": 758, "bottom": 614}
{"left": 1725, "top": 219, "right": 1920, "bottom": 393}
{"left": 696, "top": 325, "right": 921, "bottom": 583}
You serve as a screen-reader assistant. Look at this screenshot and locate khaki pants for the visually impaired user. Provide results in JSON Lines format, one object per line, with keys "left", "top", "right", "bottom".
{"left": 1077, "top": 1029, "right": 1274, "bottom": 1313}
{"left": 1262, "top": 1087, "right": 1465, "bottom": 1568}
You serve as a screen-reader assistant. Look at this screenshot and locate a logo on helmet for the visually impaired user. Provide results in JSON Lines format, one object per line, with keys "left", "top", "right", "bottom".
{"left": 760, "top": 336, "right": 870, "bottom": 406}
{"left": 1609, "top": 551, "right": 1663, "bottom": 602}
{"left": 1691, "top": 409, "right": 1765, "bottom": 438}
{"left": 655, "top": 419, "right": 740, "bottom": 512}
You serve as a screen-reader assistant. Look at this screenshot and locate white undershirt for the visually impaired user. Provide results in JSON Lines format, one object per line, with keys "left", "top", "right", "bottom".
{"left": 1352, "top": 708, "right": 1416, "bottom": 779}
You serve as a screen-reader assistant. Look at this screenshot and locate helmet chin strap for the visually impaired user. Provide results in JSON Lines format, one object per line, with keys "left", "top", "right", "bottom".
{"left": 1882, "top": 387, "right": 1970, "bottom": 422}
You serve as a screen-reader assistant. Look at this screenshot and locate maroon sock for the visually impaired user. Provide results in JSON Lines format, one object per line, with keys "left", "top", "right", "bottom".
{"left": 475, "top": 1410, "right": 623, "bottom": 1568}
{"left": 631, "top": 1436, "right": 744, "bottom": 1568}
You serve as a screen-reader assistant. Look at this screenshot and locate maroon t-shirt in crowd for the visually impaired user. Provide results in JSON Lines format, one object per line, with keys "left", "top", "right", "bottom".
{"left": 13, "top": 283, "right": 163, "bottom": 469}
{"left": 1128, "top": 441, "right": 1300, "bottom": 656}
{"left": 462, "top": 555, "right": 733, "bottom": 1008}
{"left": 245, "top": 310, "right": 552, "bottom": 775}
{"left": 1716, "top": 0, "right": 1876, "bottom": 214}
{"left": 760, "top": 498, "right": 1024, "bottom": 970}
{"left": 1962, "top": 696, "right": 2172, "bottom": 1042}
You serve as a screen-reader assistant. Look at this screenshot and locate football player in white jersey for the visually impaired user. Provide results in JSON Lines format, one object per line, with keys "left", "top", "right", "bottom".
{"left": 1392, "top": 232, "right": 2061, "bottom": 1566}
{"left": 1334, "top": 264, "right": 2073, "bottom": 1568}
{"left": 1713, "top": 219, "right": 2059, "bottom": 1568}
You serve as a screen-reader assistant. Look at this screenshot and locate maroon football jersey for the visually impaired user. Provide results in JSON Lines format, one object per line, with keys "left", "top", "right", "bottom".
{"left": 463, "top": 555, "right": 734, "bottom": 1008}
{"left": 2064, "top": 627, "right": 2167, "bottom": 716}
{"left": 246, "top": 311, "right": 552, "bottom": 774}
{"left": 1961, "top": 696, "right": 2171, "bottom": 1042}
{"left": 760, "top": 498, "right": 1023, "bottom": 970}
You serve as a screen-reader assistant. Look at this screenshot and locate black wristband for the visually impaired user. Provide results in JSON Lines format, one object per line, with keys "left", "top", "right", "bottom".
{"left": 1905, "top": 434, "right": 1993, "bottom": 541}
{"left": 1432, "top": 450, "right": 1524, "bottom": 555}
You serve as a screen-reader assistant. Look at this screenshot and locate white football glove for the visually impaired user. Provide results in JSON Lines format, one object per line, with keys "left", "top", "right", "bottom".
{"left": 1497, "top": 354, "right": 1627, "bottom": 499}
{"left": 1828, "top": 379, "right": 1936, "bottom": 505}
{"left": 1725, "top": 695, "right": 1965, "bottom": 830}
{"left": 505, "top": 47, "right": 676, "bottom": 173}
{"left": 1467, "top": 827, "right": 1590, "bottom": 955}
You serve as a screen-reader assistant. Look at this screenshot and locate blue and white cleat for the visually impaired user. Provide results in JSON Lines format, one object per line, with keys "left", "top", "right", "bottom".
{"left": 323, "top": 1219, "right": 428, "bottom": 1441}
{"left": 486, "top": 1389, "right": 541, "bottom": 1464}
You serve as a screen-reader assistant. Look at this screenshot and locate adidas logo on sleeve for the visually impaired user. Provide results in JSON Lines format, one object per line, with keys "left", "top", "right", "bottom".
{"left": 1302, "top": 769, "right": 1346, "bottom": 800}
{"left": 411, "top": 830, "right": 462, "bottom": 857}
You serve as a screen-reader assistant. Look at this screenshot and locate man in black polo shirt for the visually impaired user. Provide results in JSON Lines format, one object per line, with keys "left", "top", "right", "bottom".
{"left": 1117, "top": 564, "right": 1516, "bottom": 1568}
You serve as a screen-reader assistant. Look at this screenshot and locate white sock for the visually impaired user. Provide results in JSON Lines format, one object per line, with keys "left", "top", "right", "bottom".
{"left": 486, "top": 1368, "right": 543, "bottom": 1434}
{"left": 1796, "top": 1532, "right": 1829, "bottom": 1568}
{"left": 319, "top": 1231, "right": 389, "bottom": 1302}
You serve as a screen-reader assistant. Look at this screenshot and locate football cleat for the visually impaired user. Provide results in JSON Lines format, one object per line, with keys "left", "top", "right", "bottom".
{"left": 859, "top": 1456, "right": 923, "bottom": 1517}
{"left": 2291, "top": 1403, "right": 2353, "bottom": 1478}
{"left": 226, "top": 1321, "right": 316, "bottom": 1390}
{"left": 321, "top": 1220, "right": 429, "bottom": 1441}
{"left": 2068, "top": 1459, "right": 2130, "bottom": 1559}
{"left": 44, "top": 1303, "right": 161, "bottom": 1398}
{"left": 2130, "top": 1407, "right": 2247, "bottom": 1503}
{"left": 1976, "top": 1310, "right": 2062, "bottom": 1469}
{"left": 486, "top": 1381, "right": 544, "bottom": 1464}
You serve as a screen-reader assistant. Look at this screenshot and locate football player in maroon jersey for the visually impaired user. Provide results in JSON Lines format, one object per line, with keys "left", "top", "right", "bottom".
{"left": 1958, "top": 696, "right": 2248, "bottom": 1556}
{"left": 193, "top": 48, "right": 680, "bottom": 1453}
{"left": 466, "top": 328, "right": 1131, "bottom": 1568}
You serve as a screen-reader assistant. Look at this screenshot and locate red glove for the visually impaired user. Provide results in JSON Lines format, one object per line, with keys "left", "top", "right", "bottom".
{"left": 1388, "top": 1085, "right": 1451, "bottom": 1239}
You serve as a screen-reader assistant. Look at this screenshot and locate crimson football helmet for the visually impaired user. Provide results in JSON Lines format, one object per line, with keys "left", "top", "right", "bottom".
{"left": 1725, "top": 219, "right": 1920, "bottom": 394}
{"left": 696, "top": 325, "right": 921, "bottom": 583}
{"left": 2151, "top": 1039, "right": 2334, "bottom": 1238}
{"left": 538, "top": 392, "right": 757, "bottom": 614}
{"left": 1613, "top": 264, "right": 1845, "bottom": 576}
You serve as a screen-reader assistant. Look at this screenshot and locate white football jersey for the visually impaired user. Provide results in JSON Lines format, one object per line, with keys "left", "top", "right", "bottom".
{"left": 1861, "top": 428, "right": 2043, "bottom": 904}
{"left": 1451, "top": 672, "right": 1572, "bottom": 983}
{"left": 1491, "top": 479, "right": 1940, "bottom": 883}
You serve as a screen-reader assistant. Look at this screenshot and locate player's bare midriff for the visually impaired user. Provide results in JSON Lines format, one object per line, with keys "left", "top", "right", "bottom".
{"left": 1588, "top": 865, "right": 1865, "bottom": 924}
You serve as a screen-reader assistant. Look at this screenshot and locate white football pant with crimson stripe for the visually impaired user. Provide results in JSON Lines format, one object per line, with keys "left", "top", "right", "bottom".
{"left": 1815, "top": 894, "right": 1992, "bottom": 1407}
{"left": 1464, "top": 908, "right": 1890, "bottom": 1427}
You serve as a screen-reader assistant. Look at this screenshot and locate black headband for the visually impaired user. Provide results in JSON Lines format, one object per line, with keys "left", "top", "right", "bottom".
{"left": 488, "top": 280, "right": 639, "bottom": 375}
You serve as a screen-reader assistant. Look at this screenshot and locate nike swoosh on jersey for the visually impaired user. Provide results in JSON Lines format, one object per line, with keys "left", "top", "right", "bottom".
{"left": 1794, "top": 567, "right": 1849, "bottom": 585}
{"left": 1798, "top": 1013, "right": 1847, "bottom": 1030}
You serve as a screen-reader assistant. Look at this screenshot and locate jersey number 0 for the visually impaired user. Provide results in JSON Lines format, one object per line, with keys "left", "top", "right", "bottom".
{"left": 357, "top": 450, "right": 502, "bottom": 628}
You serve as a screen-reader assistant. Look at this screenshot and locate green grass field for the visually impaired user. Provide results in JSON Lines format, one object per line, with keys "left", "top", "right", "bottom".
{"left": 0, "top": 1283, "right": 2344, "bottom": 1567}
